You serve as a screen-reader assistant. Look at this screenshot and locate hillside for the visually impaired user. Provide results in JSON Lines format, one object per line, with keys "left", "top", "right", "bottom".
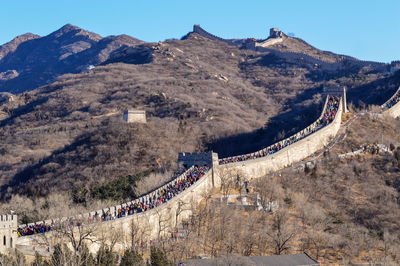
{"left": 0, "top": 24, "right": 142, "bottom": 93}
{"left": 0, "top": 26, "right": 398, "bottom": 216}
{"left": 0, "top": 24, "right": 399, "bottom": 265}
{"left": 159, "top": 115, "right": 400, "bottom": 265}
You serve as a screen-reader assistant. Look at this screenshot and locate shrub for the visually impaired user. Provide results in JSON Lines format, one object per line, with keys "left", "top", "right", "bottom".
{"left": 90, "top": 172, "right": 149, "bottom": 201}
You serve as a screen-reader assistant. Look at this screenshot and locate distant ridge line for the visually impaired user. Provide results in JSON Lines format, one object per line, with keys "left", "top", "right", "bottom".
{"left": 190, "top": 24, "right": 387, "bottom": 66}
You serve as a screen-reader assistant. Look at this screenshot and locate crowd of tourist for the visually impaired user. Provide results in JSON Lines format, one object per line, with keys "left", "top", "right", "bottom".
{"left": 17, "top": 223, "right": 54, "bottom": 236}
{"left": 386, "top": 90, "right": 400, "bottom": 109}
{"left": 17, "top": 166, "right": 209, "bottom": 237}
{"left": 219, "top": 95, "right": 340, "bottom": 165}
{"left": 16, "top": 95, "right": 344, "bottom": 237}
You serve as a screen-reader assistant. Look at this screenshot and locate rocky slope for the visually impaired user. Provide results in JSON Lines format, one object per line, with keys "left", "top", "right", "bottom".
{"left": 0, "top": 24, "right": 142, "bottom": 93}
{"left": 0, "top": 25, "right": 399, "bottom": 265}
{"left": 0, "top": 26, "right": 398, "bottom": 201}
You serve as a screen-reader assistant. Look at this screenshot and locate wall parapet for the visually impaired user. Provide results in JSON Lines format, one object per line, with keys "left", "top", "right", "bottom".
{"left": 18, "top": 166, "right": 208, "bottom": 235}
{"left": 381, "top": 86, "right": 400, "bottom": 118}
{"left": 193, "top": 25, "right": 228, "bottom": 43}
{"left": 219, "top": 95, "right": 339, "bottom": 165}
{"left": 15, "top": 99, "right": 344, "bottom": 250}
{"left": 218, "top": 99, "right": 343, "bottom": 181}
{"left": 381, "top": 86, "right": 400, "bottom": 109}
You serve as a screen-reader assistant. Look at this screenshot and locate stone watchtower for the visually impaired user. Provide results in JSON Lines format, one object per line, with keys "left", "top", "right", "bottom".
{"left": 123, "top": 110, "right": 146, "bottom": 123}
{"left": 177, "top": 151, "right": 219, "bottom": 170}
{"left": 269, "top": 28, "right": 285, "bottom": 38}
{"left": 178, "top": 151, "right": 219, "bottom": 187}
{"left": 323, "top": 86, "right": 348, "bottom": 113}
{"left": 0, "top": 214, "right": 17, "bottom": 254}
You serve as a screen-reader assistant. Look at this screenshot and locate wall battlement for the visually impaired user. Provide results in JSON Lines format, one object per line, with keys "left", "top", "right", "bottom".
{"left": 18, "top": 83, "right": 400, "bottom": 253}
{"left": 193, "top": 25, "right": 228, "bottom": 43}
{"left": 178, "top": 151, "right": 219, "bottom": 170}
{"left": 13, "top": 96, "right": 346, "bottom": 256}
{"left": 381, "top": 86, "right": 400, "bottom": 118}
{"left": 17, "top": 81, "right": 400, "bottom": 257}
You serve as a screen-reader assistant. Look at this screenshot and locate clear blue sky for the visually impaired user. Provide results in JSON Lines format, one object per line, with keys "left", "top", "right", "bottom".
{"left": 1, "top": 0, "right": 399, "bottom": 63}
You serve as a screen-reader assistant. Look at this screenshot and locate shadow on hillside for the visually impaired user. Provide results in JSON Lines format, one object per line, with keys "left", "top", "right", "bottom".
{"left": 346, "top": 71, "right": 400, "bottom": 107}
{"left": 102, "top": 45, "right": 153, "bottom": 65}
{"left": 207, "top": 85, "right": 324, "bottom": 158}
{"left": 0, "top": 132, "right": 92, "bottom": 200}
{"left": 252, "top": 47, "right": 386, "bottom": 83}
{"left": 0, "top": 97, "right": 49, "bottom": 127}
{"left": 209, "top": 71, "right": 400, "bottom": 158}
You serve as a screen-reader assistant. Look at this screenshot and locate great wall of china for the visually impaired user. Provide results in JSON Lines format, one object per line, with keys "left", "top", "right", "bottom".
{"left": 1, "top": 25, "right": 400, "bottom": 256}
{"left": 381, "top": 86, "right": 400, "bottom": 117}
{"left": 192, "top": 24, "right": 387, "bottom": 69}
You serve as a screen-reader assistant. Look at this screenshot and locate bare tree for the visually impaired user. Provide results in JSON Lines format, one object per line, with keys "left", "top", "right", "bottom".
{"left": 129, "top": 215, "right": 151, "bottom": 252}
{"left": 266, "top": 210, "right": 296, "bottom": 255}
{"left": 218, "top": 167, "right": 245, "bottom": 200}
{"left": 174, "top": 199, "right": 191, "bottom": 231}
{"left": 253, "top": 176, "right": 283, "bottom": 211}
{"left": 62, "top": 220, "right": 98, "bottom": 264}
{"left": 155, "top": 208, "right": 172, "bottom": 242}
{"left": 97, "top": 223, "right": 124, "bottom": 253}
{"left": 240, "top": 211, "right": 260, "bottom": 256}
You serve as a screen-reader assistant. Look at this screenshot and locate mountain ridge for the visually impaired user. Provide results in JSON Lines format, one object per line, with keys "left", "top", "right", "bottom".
{"left": 0, "top": 24, "right": 143, "bottom": 93}
{"left": 0, "top": 27, "right": 397, "bottom": 199}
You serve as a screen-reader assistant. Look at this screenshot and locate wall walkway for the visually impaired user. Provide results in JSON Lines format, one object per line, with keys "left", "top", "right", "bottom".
{"left": 14, "top": 97, "right": 343, "bottom": 250}
{"left": 217, "top": 100, "right": 342, "bottom": 181}
{"left": 5, "top": 24, "right": 400, "bottom": 255}
{"left": 381, "top": 86, "right": 400, "bottom": 118}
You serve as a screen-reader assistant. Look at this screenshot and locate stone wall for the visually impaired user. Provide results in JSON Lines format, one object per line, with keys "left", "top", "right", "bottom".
{"left": 323, "top": 86, "right": 348, "bottom": 113}
{"left": 217, "top": 99, "right": 342, "bottom": 181}
{"left": 15, "top": 98, "right": 343, "bottom": 254}
{"left": 255, "top": 38, "right": 283, "bottom": 48}
{"left": 0, "top": 214, "right": 17, "bottom": 254}
{"left": 192, "top": 25, "right": 229, "bottom": 43}
{"left": 219, "top": 95, "right": 331, "bottom": 164}
{"left": 17, "top": 170, "right": 216, "bottom": 253}
{"left": 381, "top": 86, "right": 400, "bottom": 118}
{"left": 384, "top": 103, "right": 400, "bottom": 118}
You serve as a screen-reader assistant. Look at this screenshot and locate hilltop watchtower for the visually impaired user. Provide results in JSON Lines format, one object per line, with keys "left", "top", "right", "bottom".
{"left": 323, "top": 86, "right": 348, "bottom": 113}
{"left": 269, "top": 28, "right": 285, "bottom": 38}
{"left": 0, "top": 214, "right": 17, "bottom": 254}
{"left": 123, "top": 110, "right": 146, "bottom": 123}
{"left": 178, "top": 151, "right": 219, "bottom": 187}
{"left": 178, "top": 151, "right": 219, "bottom": 170}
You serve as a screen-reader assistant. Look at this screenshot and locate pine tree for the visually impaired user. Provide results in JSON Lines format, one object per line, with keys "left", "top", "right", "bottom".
{"left": 150, "top": 246, "right": 172, "bottom": 266}
{"left": 120, "top": 249, "right": 144, "bottom": 266}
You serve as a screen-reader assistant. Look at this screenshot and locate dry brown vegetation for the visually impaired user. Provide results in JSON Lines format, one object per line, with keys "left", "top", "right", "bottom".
{"left": 136, "top": 115, "right": 400, "bottom": 265}
{"left": 0, "top": 30, "right": 399, "bottom": 264}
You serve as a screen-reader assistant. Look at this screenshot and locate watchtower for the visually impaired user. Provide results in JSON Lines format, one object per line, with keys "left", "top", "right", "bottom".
{"left": 178, "top": 151, "right": 219, "bottom": 171}
{"left": 123, "top": 110, "right": 146, "bottom": 123}
{"left": 269, "top": 28, "right": 284, "bottom": 38}
{"left": 0, "top": 214, "right": 17, "bottom": 254}
{"left": 323, "top": 86, "right": 348, "bottom": 113}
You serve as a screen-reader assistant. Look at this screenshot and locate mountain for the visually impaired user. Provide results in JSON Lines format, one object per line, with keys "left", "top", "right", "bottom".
{"left": 1, "top": 25, "right": 400, "bottom": 263}
{"left": 0, "top": 24, "right": 143, "bottom": 93}
{"left": 0, "top": 33, "right": 40, "bottom": 61}
{"left": 0, "top": 26, "right": 398, "bottom": 199}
